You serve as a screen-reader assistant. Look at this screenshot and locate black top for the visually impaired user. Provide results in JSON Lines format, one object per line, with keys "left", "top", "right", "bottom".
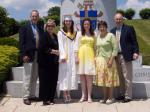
{"left": 110, "top": 24, "right": 139, "bottom": 62}
{"left": 38, "top": 31, "right": 59, "bottom": 67}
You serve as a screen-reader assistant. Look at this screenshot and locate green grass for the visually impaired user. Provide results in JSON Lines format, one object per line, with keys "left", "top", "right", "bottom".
{"left": 2, "top": 33, "right": 19, "bottom": 39}
{"left": 10, "top": 34, "right": 19, "bottom": 40}
{"left": 125, "top": 19, "right": 150, "bottom": 44}
{"left": 125, "top": 19, "right": 150, "bottom": 65}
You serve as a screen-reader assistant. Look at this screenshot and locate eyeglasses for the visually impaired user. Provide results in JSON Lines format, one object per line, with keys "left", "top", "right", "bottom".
{"left": 47, "top": 25, "right": 55, "bottom": 28}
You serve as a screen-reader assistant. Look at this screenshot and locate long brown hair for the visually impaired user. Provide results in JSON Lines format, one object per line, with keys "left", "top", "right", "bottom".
{"left": 62, "top": 20, "right": 74, "bottom": 34}
{"left": 81, "top": 18, "right": 94, "bottom": 36}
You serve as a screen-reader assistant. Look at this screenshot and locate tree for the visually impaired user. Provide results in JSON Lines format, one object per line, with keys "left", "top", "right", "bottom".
{"left": 44, "top": 15, "right": 60, "bottom": 26}
{"left": 116, "top": 9, "right": 125, "bottom": 17}
{"left": 47, "top": 6, "right": 60, "bottom": 26}
{"left": 0, "top": 6, "right": 8, "bottom": 20}
{"left": 6, "top": 18, "right": 19, "bottom": 35}
{"left": 0, "top": 6, "right": 19, "bottom": 37}
{"left": 0, "top": 6, "right": 8, "bottom": 37}
{"left": 0, "top": 6, "right": 8, "bottom": 31}
{"left": 139, "top": 8, "right": 150, "bottom": 19}
{"left": 125, "top": 8, "right": 135, "bottom": 20}
{"left": 48, "top": 6, "right": 60, "bottom": 16}
{"left": 19, "top": 20, "right": 29, "bottom": 26}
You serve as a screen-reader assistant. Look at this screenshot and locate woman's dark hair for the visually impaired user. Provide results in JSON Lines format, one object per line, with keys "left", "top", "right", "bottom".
{"left": 81, "top": 18, "right": 94, "bottom": 36}
{"left": 62, "top": 20, "right": 74, "bottom": 34}
{"left": 98, "top": 20, "right": 108, "bottom": 29}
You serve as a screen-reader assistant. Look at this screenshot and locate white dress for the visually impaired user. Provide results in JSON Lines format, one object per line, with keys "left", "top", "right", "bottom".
{"left": 57, "top": 30, "right": 78, "bottom": 91}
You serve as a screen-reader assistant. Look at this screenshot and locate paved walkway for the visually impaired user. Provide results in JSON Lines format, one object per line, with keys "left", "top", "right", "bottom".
{"left": 0, "top": 97, "right": 150, "bottom": 112}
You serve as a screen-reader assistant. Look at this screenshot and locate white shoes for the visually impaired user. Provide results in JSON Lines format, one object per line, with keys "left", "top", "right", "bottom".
{"left": 106, "top": 99, "right": 115, "bottom": 104}
{"left": 99, "top": 99, "right": 115, "bottom": 104}
{"left": 99, "top": 99, "right": 106, "bottom": 103}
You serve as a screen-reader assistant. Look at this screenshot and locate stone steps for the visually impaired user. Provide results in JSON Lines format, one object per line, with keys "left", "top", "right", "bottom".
{"left": 5, "top": 80, "right": 150, "bottom": 98}
{"left": 133, "top": 81, "right": 150, "bottom": 98}
{"left": 11, "top": 67, "right": 24, "bottom": 81}
{"left": 5, "top": 81, "right": 39, "bottom": 98}
{"left": 5, "top": 55, "right": 150, "bottom": 98}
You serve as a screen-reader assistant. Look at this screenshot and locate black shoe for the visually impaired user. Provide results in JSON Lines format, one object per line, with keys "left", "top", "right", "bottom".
{"left": 115, "top": 95, "right": 125, "bottom": 100}
{"left": 50, "top": 102, "right": 54, "bottom": 105}
{"left": 23, "top": 99, "right": 31, "bottom": 105}
{"left": 29, "top": 97, "right": 39, "bottom": 101}
{"left": 50, "top": 100, "right": 55, "bottom": 105}
{"left": 122, "top": 98, "right": 132, "bottom": 103}
{"left": 43, "top": 101, "right": 50, "bottom": 105}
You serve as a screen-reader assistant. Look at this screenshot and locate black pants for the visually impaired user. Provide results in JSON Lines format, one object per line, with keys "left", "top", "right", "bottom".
{"left": 38, "top": 64, "right": 58, "bottom": 102}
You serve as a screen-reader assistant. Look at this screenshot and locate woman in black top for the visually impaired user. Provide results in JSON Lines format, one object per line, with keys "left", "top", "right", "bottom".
{"left": 38, "top": 19, "right": 59, "bottom": 105}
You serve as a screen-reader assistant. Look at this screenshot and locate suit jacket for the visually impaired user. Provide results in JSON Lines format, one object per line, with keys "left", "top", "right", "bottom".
{"left": 110, "top": 24, "right": 139, "bottom": 62}
{"left": 19, "top": 21, "right": 44, "bottom": 62}
{"left": 38, "top": 32, "right": 59, "bottom": 68}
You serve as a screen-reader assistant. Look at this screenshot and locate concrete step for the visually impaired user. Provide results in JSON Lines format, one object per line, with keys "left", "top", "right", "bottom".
{"left": 12, "top": 67, "right": 24, "bottom": 81}
{"left": 5, "top": 81, "right": 90, "bottom": 98}
{"left": 133, "top": 81, "right": 150, "bottom": 98}
{"left": 9, "top": 56, "right": 150, "bottom": 99}
{"left": 12, "top": 56, "right": 143, "bottom": 81}
{"left": 5, "top": 81, "right": 39, "bottom": 98}
{"left": 10, "top": 55, "right": 145, "bottom": 81}
{"left": 11, "top": 67, "right": 39, "bottom": 81}
{"left": 11, "top": 65, "right": 150, "bottom": 85}
{"left": 5, "top": 80, "right": 150, "bottom": 98}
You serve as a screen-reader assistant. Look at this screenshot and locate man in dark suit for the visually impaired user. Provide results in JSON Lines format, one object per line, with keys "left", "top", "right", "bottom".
{"left": 110, "top": 12, "right": 139, "bottom": 103}
{"left": 19, "top": 10, "right": 43, "bottom": 105}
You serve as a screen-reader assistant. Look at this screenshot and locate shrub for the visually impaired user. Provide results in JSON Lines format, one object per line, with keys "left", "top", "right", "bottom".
{"left": 0, "top": 6, "right": 19, "bottom": 37}
{"left": 19, "top": 20, "right": 29, "bottom": 27}
{"left": 139, "top": 8, "right": 150, "bottom": 19}
{"left": 0, "top": 45, "right": 19, "bottom": 85}
{"left": 125, "top": 8, "right": 135, "bottom": 20}
{"left": 0, "top": 37, "right": 19, "bottom": 48}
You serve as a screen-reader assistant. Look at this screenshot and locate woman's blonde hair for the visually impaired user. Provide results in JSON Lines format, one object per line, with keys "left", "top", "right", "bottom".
{"left": 44, "top": 19, "right": 56, "bottom": 31}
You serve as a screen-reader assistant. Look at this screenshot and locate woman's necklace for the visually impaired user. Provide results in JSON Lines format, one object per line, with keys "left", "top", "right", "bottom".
{"left": 85, "top": 32, "right": 91, "bottom": 37}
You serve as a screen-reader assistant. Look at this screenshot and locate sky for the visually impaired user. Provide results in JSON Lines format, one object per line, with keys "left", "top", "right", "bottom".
{"left": 0, "top": 0, "right": 150, "bottom": 21}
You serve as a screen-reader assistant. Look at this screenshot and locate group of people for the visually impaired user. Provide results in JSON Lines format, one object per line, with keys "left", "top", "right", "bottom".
{"left": 19, "top": 10, "right": 139, "bottom": 105}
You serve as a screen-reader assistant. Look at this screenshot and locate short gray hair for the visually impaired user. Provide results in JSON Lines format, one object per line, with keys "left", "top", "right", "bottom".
{"left": 30, "top": 9, "right": 39, "bottom": 16}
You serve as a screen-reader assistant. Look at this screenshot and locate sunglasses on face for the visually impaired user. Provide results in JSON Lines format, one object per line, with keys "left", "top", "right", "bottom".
{"left": 47, "top": 25, "right": 55, "bottom": 28}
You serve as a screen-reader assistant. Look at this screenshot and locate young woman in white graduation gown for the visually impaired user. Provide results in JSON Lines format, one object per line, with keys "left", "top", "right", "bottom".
{"left": 57, "top": 16, "right": 78, "bottom": 103}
